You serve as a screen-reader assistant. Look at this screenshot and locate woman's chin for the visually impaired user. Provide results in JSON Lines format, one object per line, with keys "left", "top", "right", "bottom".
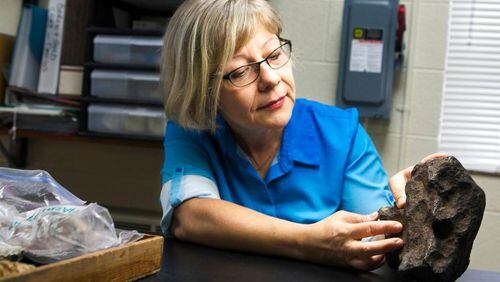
{"left": 260, "top": 104, "right": 293, "bottom": 129}
{"left": 264, "top": 117, "right": 290, "bottom": 129}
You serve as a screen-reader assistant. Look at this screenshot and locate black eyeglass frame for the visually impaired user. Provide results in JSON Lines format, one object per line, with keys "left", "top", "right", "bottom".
{"left": 222, "top": 38, "right": 292, "bottom": 87}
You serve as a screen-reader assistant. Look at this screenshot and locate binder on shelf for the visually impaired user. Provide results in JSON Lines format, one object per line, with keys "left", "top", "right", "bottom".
{"left": 8, "top": 5, "right": 47, "bottom": 92}
{"left": 38, "top": 0, "right": 67, "bottom": 95}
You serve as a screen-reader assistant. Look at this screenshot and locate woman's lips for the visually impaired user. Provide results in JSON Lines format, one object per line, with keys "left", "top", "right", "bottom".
{"left": 258, "top": 96, "right": 286, "bottom": 110}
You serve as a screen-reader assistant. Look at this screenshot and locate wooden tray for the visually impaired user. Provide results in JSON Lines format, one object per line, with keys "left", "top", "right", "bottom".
{"left": 2, "top": 235, "right": 164, "bottom": 281}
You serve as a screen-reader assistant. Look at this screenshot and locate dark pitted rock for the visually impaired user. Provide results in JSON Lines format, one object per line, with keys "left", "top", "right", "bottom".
{"left": 379, "top": 156, "right": 486, "bottom": 282}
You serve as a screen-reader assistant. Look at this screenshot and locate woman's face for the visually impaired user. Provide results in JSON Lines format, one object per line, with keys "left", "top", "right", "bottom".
{"left": 218, "top": 27, "right": 295, "bottom": 133}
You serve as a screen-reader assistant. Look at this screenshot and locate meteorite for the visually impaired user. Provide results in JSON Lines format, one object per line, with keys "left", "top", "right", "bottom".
{"left": 379, "top": 156, "right": 485, "bottom": 282}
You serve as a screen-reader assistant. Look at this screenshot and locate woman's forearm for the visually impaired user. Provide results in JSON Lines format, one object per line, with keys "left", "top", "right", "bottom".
{"left": 170, "top": 198, "right": 309, "bottom": 260}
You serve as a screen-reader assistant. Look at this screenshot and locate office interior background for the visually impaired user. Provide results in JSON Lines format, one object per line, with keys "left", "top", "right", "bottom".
{"left": 0, "top": 0, "right": 498, "bottom": 272}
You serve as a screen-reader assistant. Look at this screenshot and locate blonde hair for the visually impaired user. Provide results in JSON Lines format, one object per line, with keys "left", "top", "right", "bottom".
{"left": 161, "top": 0, "right": 283, "bottom": 132}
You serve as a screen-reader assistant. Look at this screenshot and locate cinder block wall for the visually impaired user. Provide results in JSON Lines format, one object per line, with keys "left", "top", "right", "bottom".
{"left": 272, "top": 0, "right": 500, "bottom": 272}
{"left": 0, "top": 0, "right": 22, "bottom": 36}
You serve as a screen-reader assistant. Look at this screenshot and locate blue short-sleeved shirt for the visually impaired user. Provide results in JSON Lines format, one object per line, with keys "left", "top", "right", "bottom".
{"left": 160, "top": 99, "right": 393, "bottom": 234}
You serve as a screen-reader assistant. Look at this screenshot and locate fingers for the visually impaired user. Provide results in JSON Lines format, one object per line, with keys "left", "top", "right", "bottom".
{"left": 317, "top": 212, "right": 404, "bottom": 271}
{"left": 335, "top": 210, "right": 379, "bottom": 224}
{"left": 349, "top": 221, "right": 403, "bottom": 239}
{"left": 420, "top": 153, "right": 448, "bottom": 163}
{"left": 389, "top": 153, "right": 448, "bottom": 209}
{"left": 349, "top": 254, "right": 386, "bottom": 271}
{"left": 389, "top": 166, "right": 413, "bottom": 208}
{"left": 349, "top": 237, "right": 404, "bottom": 257}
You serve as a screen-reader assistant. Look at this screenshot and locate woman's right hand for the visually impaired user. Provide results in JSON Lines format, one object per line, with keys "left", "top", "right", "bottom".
{"left": 300, "top": 210, "right": 403, "bottom": 271}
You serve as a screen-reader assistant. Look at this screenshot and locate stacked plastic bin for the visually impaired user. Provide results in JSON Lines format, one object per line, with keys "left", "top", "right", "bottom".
{"left": 87, "top": 35, "right": 166, "bottom": 139}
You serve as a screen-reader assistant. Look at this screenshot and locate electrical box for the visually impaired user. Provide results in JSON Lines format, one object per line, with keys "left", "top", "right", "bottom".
{"left": 336, "top": 0, "right": 405, "bottom": 119}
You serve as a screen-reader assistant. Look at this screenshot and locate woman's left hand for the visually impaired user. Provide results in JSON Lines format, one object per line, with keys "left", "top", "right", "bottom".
{"left": 389, "top": 153, "right": 448, "bottom": 208}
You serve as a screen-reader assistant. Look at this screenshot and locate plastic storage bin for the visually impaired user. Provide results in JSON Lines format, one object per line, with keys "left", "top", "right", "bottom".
{"left": 91, "top": 70, "right": 162, "bottom": 102}
{"left": 93, "top": 35, "right": 163, "bottom": 66}
{"left": 88, "top": 104, "right": 166, "bottom": 137}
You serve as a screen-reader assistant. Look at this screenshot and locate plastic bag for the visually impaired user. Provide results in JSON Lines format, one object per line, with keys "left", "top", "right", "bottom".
{"left": 0, "top": 240, "right": 23, "bottom": 260}
{"left": 2, "top": 203, "right": 143, "bottom": 263}
{"left": 0, "top": 167, "right": 85, "bottom": 213}
{"left": 0, "top": 168, "right": 143, "bottom": 263}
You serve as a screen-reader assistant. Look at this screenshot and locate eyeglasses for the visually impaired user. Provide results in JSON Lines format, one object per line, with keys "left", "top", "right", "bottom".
{"left": 223, "top": 39, "right": 292, "bottom": 87}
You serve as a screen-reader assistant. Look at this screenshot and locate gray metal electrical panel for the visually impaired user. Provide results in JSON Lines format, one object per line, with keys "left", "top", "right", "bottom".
{"left": 336, "top": 0, "right": 401, "bottom": 119}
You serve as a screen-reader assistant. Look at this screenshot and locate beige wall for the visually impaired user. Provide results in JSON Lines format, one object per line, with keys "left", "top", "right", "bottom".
{"left": 272, "top": 0, "right": 500, "bottom": 272}
{"left": 0, "top": 0, "right": 22, "bottom": 36}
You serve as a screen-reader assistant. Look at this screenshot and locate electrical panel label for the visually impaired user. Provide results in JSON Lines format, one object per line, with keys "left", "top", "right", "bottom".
{"left": 349, "top": 28, "right": 384, "bottom": 73}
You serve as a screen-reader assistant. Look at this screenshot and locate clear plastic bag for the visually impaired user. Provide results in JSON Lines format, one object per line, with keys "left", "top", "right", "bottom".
{"left": 0, "top": 168, "right": 143, "bottom": 263}
{"left": 0, "top": 167, "right": 85, "bottom": 213}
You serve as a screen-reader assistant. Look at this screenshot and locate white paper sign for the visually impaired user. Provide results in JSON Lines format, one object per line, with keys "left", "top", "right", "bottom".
{"left": 349, "top": 39, "right": 383, "bottom": 73}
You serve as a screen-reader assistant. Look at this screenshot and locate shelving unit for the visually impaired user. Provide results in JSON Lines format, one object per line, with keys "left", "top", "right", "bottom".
{"left": 80, "top": 0, "right": 182, "bottom": 142}
{"left": 0, "top": 0, "right": 185, "bottom": 168}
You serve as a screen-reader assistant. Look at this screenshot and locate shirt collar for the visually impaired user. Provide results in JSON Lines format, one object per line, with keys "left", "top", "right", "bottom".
{"left": 213, "top": 106, "right": 321, "bottom": 169}
{"left": 283, "top": 104, "right": 320, "bottom": 167}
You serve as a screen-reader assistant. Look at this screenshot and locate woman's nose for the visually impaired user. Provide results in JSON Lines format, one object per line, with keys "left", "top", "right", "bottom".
{"left": 258, "top": 62, "right": 281, "bottom": 91}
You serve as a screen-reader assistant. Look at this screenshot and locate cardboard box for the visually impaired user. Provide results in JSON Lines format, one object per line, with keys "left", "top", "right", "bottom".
{"left": 2, "top": 235, "right": 164, "bottom": 281}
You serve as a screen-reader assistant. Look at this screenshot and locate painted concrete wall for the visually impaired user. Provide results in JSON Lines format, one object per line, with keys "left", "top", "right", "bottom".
{"left": 0, "top": 0, "right": 22, "bottom": 36}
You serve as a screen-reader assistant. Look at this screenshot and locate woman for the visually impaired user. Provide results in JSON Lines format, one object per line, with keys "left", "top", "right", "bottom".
{"left": 160, "top": 0, "right": 438, "bottom": 271}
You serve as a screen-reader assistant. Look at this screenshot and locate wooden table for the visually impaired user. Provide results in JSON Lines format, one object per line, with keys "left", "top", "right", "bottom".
{"left": 140, "top": 238, "right": 500, "bottom": 282}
